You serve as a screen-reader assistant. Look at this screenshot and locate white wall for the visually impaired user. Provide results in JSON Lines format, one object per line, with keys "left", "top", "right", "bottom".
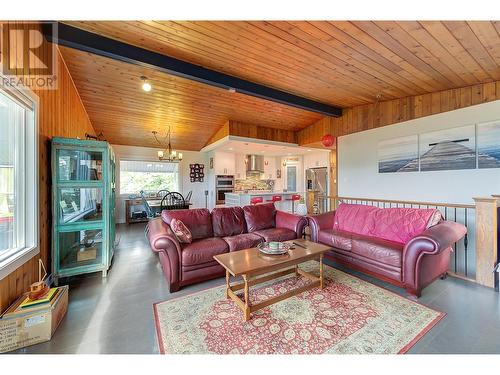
{"left": 338, "top": 100, "right": 500, "bottom": 205}
{"left": 112, "top": 144, "right": 209, "bottom": 223}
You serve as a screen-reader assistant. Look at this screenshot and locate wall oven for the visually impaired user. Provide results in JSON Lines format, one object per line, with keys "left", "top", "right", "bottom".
{"left": 216, "top": 175, "right": 234, "bottom": 205}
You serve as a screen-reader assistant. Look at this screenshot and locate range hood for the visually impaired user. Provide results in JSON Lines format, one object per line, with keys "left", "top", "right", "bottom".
{"left": 245, "top": 154, "right": 264, "bottom": 174}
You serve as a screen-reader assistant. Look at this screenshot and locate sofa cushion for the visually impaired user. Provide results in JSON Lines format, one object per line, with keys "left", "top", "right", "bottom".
{"left": 333, "top": 203, "right": 378, "bottom": 236}
{"left": 254, "top": 227, "right": 296, "bottom": 242}
{"left": 162, "top": 208, "right": 213, "bottom": 240}
{"left": 370, "top": 208, "right": 441, "bottom": 244}
{"left": 333, "top": 203, "right": 443, "bottom": 245}
{"left": 350, "top": 234, "right": 403, "bottom": 268}
{"left": 212, "top": 207, "right": 247, "bottom": 237}
{"left": 243, "top": 203, "right": 276, "bottom": 232}
{"left": 181, "top": 237, "right": 229, "bottom": 266}
{"left": 223, "top": 233, "right": 263, "bottom": 252}
{"left": 318, "top": 229, "right": 352, "bottom": 251}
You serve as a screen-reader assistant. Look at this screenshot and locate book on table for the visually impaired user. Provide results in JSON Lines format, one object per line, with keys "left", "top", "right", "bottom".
{"left": 19, "top": 287, "right": 60, "bottom": 309}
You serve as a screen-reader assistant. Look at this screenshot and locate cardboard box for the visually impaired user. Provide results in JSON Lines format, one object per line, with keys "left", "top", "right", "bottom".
{"left": 0, "top": 286, "right": 68, "bottom": 353}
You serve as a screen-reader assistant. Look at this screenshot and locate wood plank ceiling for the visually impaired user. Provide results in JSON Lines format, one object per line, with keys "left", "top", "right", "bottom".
{"left": 60, "top": 21, "right": 500, "bottom": 150}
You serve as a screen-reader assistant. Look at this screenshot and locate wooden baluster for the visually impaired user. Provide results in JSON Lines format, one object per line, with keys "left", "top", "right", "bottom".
{"left": 473, "top": 197, "right": 498, "bottom": 288}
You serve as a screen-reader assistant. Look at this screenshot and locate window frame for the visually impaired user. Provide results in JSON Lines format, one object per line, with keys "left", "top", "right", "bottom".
{"left": 0, "top": 83, "right": 39, "bottom": 280}
{"left": 118, "top": 159, "right": 180, "bottom": 196}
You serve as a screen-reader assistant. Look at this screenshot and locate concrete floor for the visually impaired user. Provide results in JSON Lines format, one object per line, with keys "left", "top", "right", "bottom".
{"left": 14, "top": 223, "right": 500, "bottom": 354}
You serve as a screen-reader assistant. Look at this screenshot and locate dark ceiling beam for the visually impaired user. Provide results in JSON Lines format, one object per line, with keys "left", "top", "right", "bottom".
{"left": 43, "top": 22, "right": 342, "bottom": 117}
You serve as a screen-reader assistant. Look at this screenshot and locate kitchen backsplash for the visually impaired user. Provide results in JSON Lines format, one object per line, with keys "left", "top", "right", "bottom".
{"left": 235, "top": 174, "right": 275, "bottom": 191}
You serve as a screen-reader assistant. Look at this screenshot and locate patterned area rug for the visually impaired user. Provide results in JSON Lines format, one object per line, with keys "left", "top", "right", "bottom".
{"left": 153, "top": 262, "right": 444, "bottom": 354}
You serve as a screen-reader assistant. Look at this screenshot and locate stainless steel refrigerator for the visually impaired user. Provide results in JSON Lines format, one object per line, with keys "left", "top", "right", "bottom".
{"left": 306, "top": 167, "right": 329, "bottom": 213}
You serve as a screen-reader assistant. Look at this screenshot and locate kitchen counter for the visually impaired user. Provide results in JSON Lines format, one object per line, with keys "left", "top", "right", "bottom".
{"left": 225, "top": 191, "right": 304, "bottom": 209}
{"left": 231, "top": 191, "right": 302, "bottom": 196}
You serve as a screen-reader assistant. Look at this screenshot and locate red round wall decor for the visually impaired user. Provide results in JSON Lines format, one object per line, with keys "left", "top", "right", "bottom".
{"left": 321, "top": 134, "right": 336, "bottom": 148}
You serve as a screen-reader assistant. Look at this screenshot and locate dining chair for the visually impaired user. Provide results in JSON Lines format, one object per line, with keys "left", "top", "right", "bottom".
{"left": 140, "top": 190, "right": 161, "bottom": 238}
{"left": 161, "top": 192, "right": 189, "bottom": 211}
{"left": 156, "top": 189, "right": 170, "bottom": 199}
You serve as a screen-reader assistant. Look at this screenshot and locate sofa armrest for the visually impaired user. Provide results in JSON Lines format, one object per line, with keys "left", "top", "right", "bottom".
{"left": 146, "top": 217, "right": 182, "bottom": 287}
{"left": 275, "top": 210, "right": 308, "bottom": 238}
{"left": 403, "top": 221, "right": 467, "bottom": 290}
{"left": 147, "top": 217, "right": 181, "bottom": 255}
{"left": 307, "top": 211, "right": 336, "bottom": 242}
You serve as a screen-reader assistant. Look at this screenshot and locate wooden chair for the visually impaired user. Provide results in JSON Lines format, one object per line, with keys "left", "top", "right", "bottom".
{"left": 161, "top": 192, "right": 189, "bottom": 211}
{"left": 156, "top": 189, "right": 170, "bottom": 198}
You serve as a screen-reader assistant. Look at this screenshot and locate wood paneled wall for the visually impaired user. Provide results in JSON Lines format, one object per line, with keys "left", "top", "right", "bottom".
{"left": 298, "top": 81, "right": 500, "bottom": 146}
{"left": 206, "top": 120, "right": 297, "bottom": 147}
{"left": 0, "top": 26, "right": 95, "bottom": 312}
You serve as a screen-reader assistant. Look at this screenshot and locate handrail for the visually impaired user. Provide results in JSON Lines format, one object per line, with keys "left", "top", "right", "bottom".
{"left": 324, "top": 196, "right": 475, "bottom": 209}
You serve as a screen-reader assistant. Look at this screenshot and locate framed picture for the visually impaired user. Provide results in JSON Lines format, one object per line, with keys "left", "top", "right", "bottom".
{"left": 419, "top": 125, "right": 475, "bottom": 171}
{"left": 209, "top": 157, "right": 214, "bottom": 169}
{"left": 477, "top": 120, "right": 500, "bottom": 169}
{"left": 378, "top": 135, "right": 418, "bottom": 173}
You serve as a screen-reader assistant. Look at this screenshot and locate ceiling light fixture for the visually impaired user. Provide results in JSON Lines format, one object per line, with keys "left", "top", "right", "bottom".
{"left": 153, "top": 126, "right": 183, "bottom": 162}
{"left": 141, "top": 76, "right": 152, "bottom": 92}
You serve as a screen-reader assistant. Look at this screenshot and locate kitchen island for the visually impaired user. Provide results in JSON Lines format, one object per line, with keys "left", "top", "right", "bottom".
{"left": 225, "top": 191, "right": 304, "bottom": 212}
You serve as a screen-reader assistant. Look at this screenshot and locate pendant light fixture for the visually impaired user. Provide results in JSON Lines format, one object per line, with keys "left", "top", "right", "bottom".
{"left": 153, "top": 126, "right": 183, "bottom": 162}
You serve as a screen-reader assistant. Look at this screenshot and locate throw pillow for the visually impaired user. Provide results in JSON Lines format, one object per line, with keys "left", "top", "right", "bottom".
{"left": 426, "top": 210, "right": 443, "bottom": 228}
{"left": 170, "top": 218, "right": 192, "bottom": 243}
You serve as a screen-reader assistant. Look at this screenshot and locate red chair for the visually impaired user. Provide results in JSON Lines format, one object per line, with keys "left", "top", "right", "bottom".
{"left": 250, "top": 197, "right": 263, "bottom": 205}
{"left": 265, "top": 195, "right": 282, "bottom": 203}
{"left": 285, "top": 194, "right": 301, "bottom": 213}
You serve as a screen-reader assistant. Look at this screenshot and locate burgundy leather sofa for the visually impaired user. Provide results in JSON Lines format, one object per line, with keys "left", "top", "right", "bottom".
{"left": 309, "top": 203, "right": 467, "bottom": 297}
{"left": 147, "top": 203, "right": 307, "bottom": 292}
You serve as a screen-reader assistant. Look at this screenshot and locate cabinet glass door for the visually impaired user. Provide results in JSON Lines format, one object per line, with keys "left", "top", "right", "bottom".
{"left": 57, "top": 149, "right": 103, "bottom": 181}
{"left": 58, "top": 187, "right": 103, "bottom": 224}
{"left": 58, "top": 229, "right": 103, "bottom": 270}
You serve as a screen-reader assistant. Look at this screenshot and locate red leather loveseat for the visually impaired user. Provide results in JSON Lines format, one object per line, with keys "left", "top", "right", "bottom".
{"left": 309, "top": 203, "right": 467, "bottom": 297}
{"left": 147, "top": 203, "right": 307, "bottom": 292}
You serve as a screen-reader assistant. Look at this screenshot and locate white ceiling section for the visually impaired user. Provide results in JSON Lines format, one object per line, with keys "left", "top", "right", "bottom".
{"left": 202, "top": 136, "right": 331, "bottom": 156}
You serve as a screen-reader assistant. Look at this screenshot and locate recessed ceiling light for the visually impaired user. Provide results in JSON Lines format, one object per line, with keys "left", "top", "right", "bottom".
{"left": 228, "top": 147, "right": 233, "bottom": 151}
{"left": 307, "top": 149, "right": 312, "bottom": 152}
{"left": 140, "top": 76, "right": 152, "bottom": 92}
{"left": 228, "top": 87, "right": 236, "bottom": 93}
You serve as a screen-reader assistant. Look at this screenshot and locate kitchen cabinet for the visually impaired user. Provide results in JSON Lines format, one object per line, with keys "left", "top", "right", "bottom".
{"left": 263, "top": 157, "right": 276, "bottom": 179}
{"left": 214, "top": 152, "right": 235, "bottom": 175}
{"left": 235, "top": 153, "right": 246, "bottom": 179}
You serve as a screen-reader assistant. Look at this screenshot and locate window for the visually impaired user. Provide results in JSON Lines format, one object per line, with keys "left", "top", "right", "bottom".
{"left": 119, "top": 160, "right": 179, "bottom": 195}
{"left": 0, "top": 87, "right": 38, "bottom": 279}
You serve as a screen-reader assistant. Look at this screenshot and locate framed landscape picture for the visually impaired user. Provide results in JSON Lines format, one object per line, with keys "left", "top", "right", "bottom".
{"left": 378, "top": 135, "right": 419, "bottom": 173}
{"left": 419, "top": 125, "right": 476, "bottom": 172}
{"left": 477, "top": 120, "right": 500, "bottom": 169}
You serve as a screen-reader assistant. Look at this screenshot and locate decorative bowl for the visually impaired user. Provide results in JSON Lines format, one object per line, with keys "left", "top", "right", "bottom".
{"left": 257, "top": 242, "right": 291, "bottom": 255}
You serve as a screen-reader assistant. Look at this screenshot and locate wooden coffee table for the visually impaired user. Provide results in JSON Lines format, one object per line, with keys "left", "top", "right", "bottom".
{"left": 213, "top": 239, "right": 331, "bottom": 321}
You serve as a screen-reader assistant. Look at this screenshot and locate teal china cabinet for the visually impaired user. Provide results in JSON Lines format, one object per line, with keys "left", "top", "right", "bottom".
{"left": 51, "top": 137, "right": 116, "bottom": 284}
